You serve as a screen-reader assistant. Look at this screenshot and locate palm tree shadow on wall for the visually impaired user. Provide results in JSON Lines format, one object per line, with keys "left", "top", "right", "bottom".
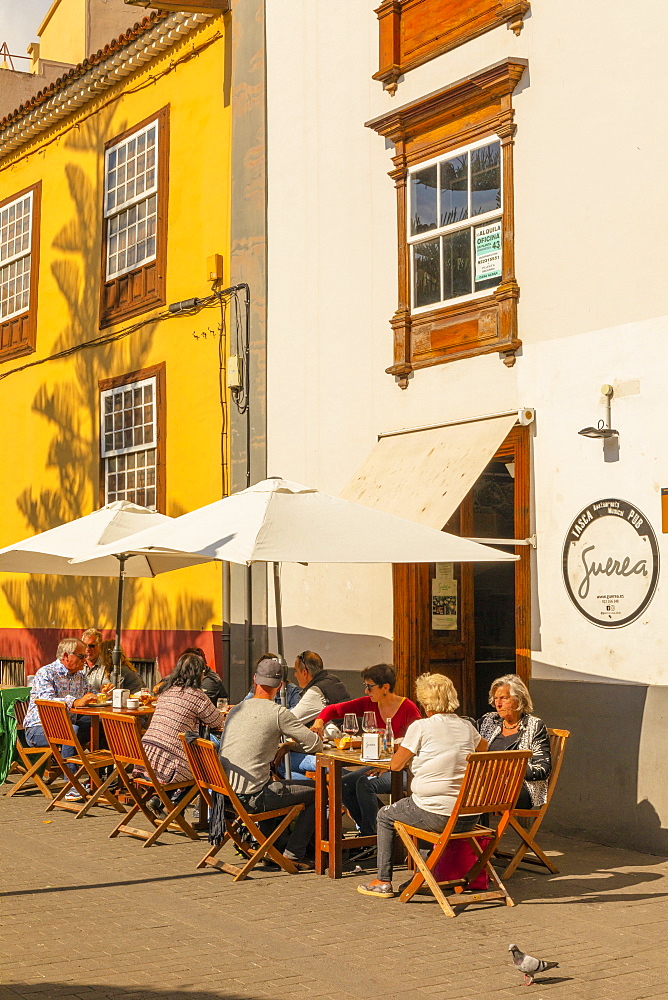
{"left": 2, "top": 110, "right": 215, "bottom": 657}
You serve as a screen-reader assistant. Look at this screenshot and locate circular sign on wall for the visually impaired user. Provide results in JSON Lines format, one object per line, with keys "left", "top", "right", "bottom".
{"left": 562, "top": 499, "right": 659, "bottom": 627}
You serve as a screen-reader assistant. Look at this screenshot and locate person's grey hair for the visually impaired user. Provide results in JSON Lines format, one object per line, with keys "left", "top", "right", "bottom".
{"left": 488, "top": 673, "right": 533, "bottom": 714}
{"left": 57, "top": 638, "right": 82, "bottom": 659}
{"left": 415, "top": 672, "right": 459, "bottom": 714}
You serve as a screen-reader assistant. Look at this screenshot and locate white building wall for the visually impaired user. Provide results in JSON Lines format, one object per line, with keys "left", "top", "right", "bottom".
{"left": 265, "top": 0, "right": 668, "bottom": 849}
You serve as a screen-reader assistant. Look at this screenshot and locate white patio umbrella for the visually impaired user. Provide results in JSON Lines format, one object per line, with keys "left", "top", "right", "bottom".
{"left": 70, "top": 477, "right": 517, "bottom": 678}
{"left": 0, "top": 501, "right": 174, "bottom": 686}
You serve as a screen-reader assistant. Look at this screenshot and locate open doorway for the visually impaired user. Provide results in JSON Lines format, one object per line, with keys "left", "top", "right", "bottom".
{"left": 472, "top": 460, "right": 516, "bottom": 718}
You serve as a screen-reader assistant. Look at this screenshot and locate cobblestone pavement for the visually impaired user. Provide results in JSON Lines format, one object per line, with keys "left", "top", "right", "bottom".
{"left": 2, "top": 779, "right": 668, "bottom": 1000}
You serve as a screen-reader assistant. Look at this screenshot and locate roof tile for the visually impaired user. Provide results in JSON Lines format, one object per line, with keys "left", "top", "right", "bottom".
{"left": 0, "top": 11, "right": 166, "bottom": 133}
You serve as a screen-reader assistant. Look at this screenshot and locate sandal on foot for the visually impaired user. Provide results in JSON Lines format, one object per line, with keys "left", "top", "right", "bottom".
{"left": 357, "top": 880, "right": 395, "bottom": 898}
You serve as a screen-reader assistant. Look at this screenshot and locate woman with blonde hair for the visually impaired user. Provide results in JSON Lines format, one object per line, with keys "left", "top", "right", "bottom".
{"left": 477, "top": 673, "right": 551, "bottom": 809}
{"left": 358, "top": 672, "right": 487, "bottom": 899}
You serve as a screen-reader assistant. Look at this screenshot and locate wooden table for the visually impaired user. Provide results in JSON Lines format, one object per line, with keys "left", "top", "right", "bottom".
{"left": 315, "top": 747, "right": 406, "bottom": 879}
{"left": 75, "top": 703, "right": 154, "bottom": 751}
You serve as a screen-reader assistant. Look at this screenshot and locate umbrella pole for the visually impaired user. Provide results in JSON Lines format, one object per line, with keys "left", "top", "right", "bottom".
{"left": 111, "top": 554, "right": 128, "bottom": 689}
{"left": 273, "top": 561, "right": 285, "bottom": 664}
{"left": 273, "top": 562, "right": 291, "bottom": 778}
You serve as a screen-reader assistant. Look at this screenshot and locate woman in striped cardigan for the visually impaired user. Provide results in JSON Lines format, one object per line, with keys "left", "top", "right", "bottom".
{"left": 477, "top": 673, "right": 551, "bottom": 808}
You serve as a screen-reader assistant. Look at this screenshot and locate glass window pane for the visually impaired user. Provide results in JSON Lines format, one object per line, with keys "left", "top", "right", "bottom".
{"left": 442, "top": 228, "right": 472, "bottom": 301}
{"left": 410, "top": 165, "right": 438, "bottom": 235}
{"left": 413, "top": 239, "right": 440, "bottom": 307}
{"left": 471, "top": 141, "right": 501, "bottom": 217}
{"left": 440, "top": 154, "right": 468, "bottom": 226}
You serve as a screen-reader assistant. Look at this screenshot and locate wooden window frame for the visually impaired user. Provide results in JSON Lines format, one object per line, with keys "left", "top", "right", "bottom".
{"left": 366, "top": 58, "right": 527, "bottom": 387}
{"left": 374, "top": 0, "right": 530, "bottom": 95}
{"left": 98, "top": 362, "right": 166, "bottom": 512}
{"left": 0, "top": 181, "right": 41, "bottom": 362}
{"left": 99, "top": 107, "right": 169, "bottom": 329}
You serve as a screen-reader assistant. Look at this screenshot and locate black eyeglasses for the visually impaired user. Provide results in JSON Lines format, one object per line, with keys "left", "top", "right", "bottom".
{"left": 363, "top": 682, "right": 378, "bottom": 691}
{"left": 70, "top": 652, "right": 85, "bottom": 660}
{"left": 84, "top": 643, "right": 99, "bottom": 649}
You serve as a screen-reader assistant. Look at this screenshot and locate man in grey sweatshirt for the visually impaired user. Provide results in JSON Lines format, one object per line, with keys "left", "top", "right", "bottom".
{"left": 219, "top": 655, "right": 323, "bottom": 866}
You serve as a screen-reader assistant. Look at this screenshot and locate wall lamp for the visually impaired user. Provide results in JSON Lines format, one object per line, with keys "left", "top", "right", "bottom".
{"left": 578, "top": 384, "right": 618, "bottom": 439}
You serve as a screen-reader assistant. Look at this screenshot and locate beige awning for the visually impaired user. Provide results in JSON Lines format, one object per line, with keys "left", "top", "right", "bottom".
{"left": 339, "top": 411, "right": 520, "bottom": 530}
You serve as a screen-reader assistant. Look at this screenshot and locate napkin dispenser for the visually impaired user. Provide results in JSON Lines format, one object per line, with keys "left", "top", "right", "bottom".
{"left": 361, "top": 732, "right": 382, "bottom": 761}
{"left": 112, "top": 688, "right": 129, "bottom": 709}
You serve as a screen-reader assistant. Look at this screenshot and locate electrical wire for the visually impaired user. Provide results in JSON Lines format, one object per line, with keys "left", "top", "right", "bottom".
{"left": 217, "top": 289, "right": 228, "bottom": 497}
{"left": 0, "top": 295, "right": 227, "bottom": 382}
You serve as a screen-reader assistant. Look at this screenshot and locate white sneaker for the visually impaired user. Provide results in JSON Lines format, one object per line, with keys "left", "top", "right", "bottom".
{"left": 65, "top": 782, "right": 90, "bottom": 801}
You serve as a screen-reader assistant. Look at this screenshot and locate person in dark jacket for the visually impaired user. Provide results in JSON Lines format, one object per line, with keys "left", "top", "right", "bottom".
{"left": 182, "top": 647, "right": 228, "bottom": 703}
{"left": 477, "top": 673, "right": 551, "bottom": 808}
{"left": 156, "top": 647, "right": 228, "bottom": 704}
{"left": 291, "top": 650, "right": 350, "bottom": 724}
{"left": 278, "top": 650, "right": 351, "bottom": 779}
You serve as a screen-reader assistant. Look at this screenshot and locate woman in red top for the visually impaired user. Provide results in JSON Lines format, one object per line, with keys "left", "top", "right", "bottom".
{"left": 312, "top": 663, "right": 421, "bottom": 858}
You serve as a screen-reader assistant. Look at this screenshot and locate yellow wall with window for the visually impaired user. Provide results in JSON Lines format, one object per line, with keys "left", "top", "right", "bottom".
{"left": 0, "top": 15, "right": 231, "bottom": 674}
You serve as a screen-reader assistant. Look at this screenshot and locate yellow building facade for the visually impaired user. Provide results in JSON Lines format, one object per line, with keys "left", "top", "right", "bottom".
{"left": 0, "top": 7, "right": 231, "bottom": 681}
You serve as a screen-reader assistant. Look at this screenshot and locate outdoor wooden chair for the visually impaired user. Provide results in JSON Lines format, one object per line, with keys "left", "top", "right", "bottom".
{"left": 102, "top": 712, "right": 199, "bottom": 849}
{"left": 5, "top": 700, "right": 58, "bottom": 800}
{"left": 181, "top": 735, "right": 304, "bottom": 880}
{"left": 495, "top": 728, "right": 570, "bottom": 877}
{"left": 394, "top": 749, "right": 533, "bottom": 918}
{"left": 35, "top": 699, "right": 125, "bottom": 818}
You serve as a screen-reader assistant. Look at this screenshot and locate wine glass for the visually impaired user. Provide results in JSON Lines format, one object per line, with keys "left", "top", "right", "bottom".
{"left": 362, "top": 710, "right": 376, "bottom": 733}
{"left": 343, "top": 713, "right": 358, "bottom": 748}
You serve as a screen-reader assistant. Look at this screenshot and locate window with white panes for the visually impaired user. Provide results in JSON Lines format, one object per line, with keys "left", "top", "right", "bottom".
{"left": 101, "top": 376, "right": 157, "bottom": 509}
{"left": 104, "top": 121, "right": 158, "bottom": 279}
{"left": 0, "top": 191, "right": 33, "bottom": 321}
{"left": 409, "top": 137, "right": 502, "bottom": 311}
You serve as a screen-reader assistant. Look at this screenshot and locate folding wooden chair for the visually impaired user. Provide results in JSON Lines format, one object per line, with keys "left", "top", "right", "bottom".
{"left": 495, "top": 728, "right": 570, "bottom": 877}
{"left": 181, "top": 735, "right": 304, "bottom": 880}
{"left": 35, "top": 699, "right": 125, "bottom": 818}
{"left": 102, "top": 712, "right": 199, "bottom": 849}
{"left": 394, "top": 749, "right": 533, "bottom": 917}
{"left": 5, "top": 700, "right": 58, "bottom": 800}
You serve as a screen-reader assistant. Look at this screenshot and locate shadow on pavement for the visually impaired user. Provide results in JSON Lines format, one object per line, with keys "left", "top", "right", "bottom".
{"left": 0, "top": 871, "right": 217, "bottom": 898}
{"left": 3, "top": 987, "right": 268, "bottom": 1000}
{"left": 503, "top": 865, "right": 668, "bottom": 906}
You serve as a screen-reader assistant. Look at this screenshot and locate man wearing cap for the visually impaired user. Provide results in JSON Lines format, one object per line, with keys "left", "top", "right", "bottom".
{"left": 219, "top": 654, "right": 324, "bottom": 868}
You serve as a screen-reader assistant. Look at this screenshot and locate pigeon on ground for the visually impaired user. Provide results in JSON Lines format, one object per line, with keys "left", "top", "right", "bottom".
{"left": 509, "top": 943, "right": 559, "bottom": 985}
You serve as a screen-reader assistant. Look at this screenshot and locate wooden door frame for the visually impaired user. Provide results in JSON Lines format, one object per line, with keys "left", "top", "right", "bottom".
{"left": 392, "top": 424, "right": 531, "bottom": 700}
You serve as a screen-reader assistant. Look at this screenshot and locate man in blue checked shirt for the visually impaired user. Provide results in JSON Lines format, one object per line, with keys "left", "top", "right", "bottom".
{"left": 24, "top": 638, "right": 99, "bottom": 776}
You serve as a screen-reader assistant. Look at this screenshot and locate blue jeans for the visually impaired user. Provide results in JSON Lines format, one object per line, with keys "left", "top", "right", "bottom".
{"left": 286, "top": 751, "right": 317, "bottom": 780}
{"left": 25, "top": 714, "right": 92, "bottom": 773}
{"left": 341, "top": 766, "right": 407, "bottom": 836}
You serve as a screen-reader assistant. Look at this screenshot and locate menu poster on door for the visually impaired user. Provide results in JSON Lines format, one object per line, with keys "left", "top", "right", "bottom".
{"left": 432, "top": 563, "right": 457, "bottom": 630}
